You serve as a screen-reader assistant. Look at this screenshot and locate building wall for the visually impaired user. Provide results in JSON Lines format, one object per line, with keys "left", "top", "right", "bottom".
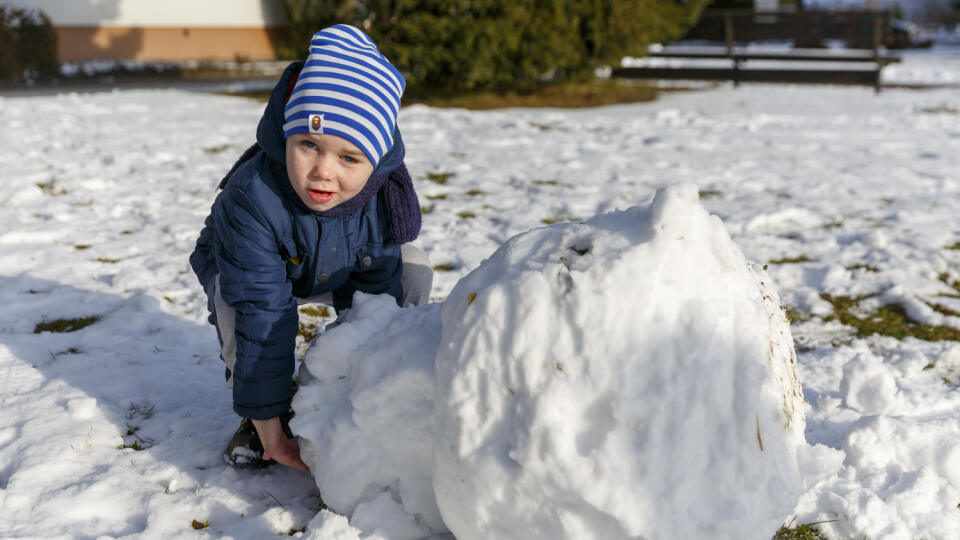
{"left": 53, "top": 26, "right": 287, "bottom": 62}
{"left": 5, "top": 0, "right": 288, "bottom": 62}
{"left": 4, "top": 0, "right": 285, "bottom": 27}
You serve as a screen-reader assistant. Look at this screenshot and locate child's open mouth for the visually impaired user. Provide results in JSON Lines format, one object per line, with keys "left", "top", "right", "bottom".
{"left": 308, "top": 189, "right": 334, "bottom": 203}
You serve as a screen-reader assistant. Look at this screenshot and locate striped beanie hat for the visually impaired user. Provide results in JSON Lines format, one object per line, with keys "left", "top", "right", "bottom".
{"left": 283, "top": 24, "right": 405, "bottom": 169}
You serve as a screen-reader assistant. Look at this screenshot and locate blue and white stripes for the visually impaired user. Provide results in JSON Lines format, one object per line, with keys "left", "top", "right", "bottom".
{"left": 283, "top": 25, "right": 405, "bottom": 169}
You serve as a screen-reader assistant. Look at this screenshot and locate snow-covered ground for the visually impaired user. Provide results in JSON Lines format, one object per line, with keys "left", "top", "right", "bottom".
{"left": 1, "top": 50, "right": 959, "bottom": 538}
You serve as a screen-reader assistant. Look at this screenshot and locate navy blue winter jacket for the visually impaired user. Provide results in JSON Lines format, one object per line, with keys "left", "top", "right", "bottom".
{"left": 190, "top": 61, "right": 406, "bottom": 420}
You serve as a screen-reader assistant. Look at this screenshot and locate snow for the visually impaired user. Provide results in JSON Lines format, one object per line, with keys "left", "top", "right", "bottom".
{"left": 432, "top": 184, "right": 811, "bottom": 540}
{"left": 1, "top": 48, "right": 960, "bottom": 539}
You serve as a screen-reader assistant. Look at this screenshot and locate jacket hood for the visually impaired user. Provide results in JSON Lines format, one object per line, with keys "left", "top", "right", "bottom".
{"left": 256, "top": 60, "right": 405, "bottom": 176}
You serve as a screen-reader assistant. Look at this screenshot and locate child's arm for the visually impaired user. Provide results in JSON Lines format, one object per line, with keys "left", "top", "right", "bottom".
{"left": 212, "top": 184, "right": 299, "bottom": 421}
{"left": 189, "top": 212, "right": 218, "bottom": 303}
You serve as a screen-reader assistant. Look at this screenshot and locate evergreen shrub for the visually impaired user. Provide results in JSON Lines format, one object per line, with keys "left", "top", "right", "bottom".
{"left": 0, "top": 4, "right": 58, "bottom": 82}
{"left": 278, "top": 0, "right": 708, "bottom": 95}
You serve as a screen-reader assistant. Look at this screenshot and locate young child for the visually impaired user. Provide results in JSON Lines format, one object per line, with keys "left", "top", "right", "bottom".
{"left": 190, "top": 24, "right": 432, "bottom": 470}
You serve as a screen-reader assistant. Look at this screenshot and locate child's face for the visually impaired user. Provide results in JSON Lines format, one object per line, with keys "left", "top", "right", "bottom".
{"left": 285, "top": 133, "right": 375, "bottom": 212}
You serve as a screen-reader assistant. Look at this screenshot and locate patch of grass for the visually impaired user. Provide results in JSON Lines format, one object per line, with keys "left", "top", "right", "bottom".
{"left": 433, "top": 263, "right": 456, "bottom": 272}
{"left": 34, "top": 316, "right": 101, "bottom": 334}
{"left": 36, "top": 179, "right": 67, "bottom": 196}
{"left": 784, "top": 307, "right": 810, "bottom": 323}
{"left": 203, "top": 144, "right": 231, "bottom": 154}
{"left": 533, "top": 179, "right": 559, "bottom": 186}
{"left": 296, "top": 306, "right": 330, "bottom": 343}
{"left": 119, "top": 440, "right": 145, "bottom": 451}
{"left": 938, "top": 273, "right": 960, "bottom": 298}
{"left": 768, "top": 255, "right": 813, "bottom": 264}
{"left": 848, "top": 263, "right": 879, "bottom": 272}
{"left": 405, "top": 79, "right": 669, "bottom": 110}
{"left": 457, "top": 211, "right": 477, "bottom": 219}
{"left": 299, "top": 305, "right": 330, "bottom": 318}
{"left": 772, "top": 521, "right": 832, "bottom": 539}
{"left": 298, "top": 322, "right": 319, "bottom": 342}
{"left": 925, "top": 301, "right": 960, "bottom": 318}
{"left": 465, "top": 189, "right": 487, "bottom": 197}
{"left": 220, "top": 79, "right": 684, "bottom": 110}
{"left": 96, "top": 257, "right": 123, "bottom": 263}
{"left": 74, "top": 244, "right": 91, "bottom": 250}
{"left": 191, "top": 519, "right": 210, "bottom": 530}
{"left": 119, "top": 415, "right": 154, "bottom": 451}
{"left": 425, "top": 172, "right": 453, "bottom": 185}
{"left": 425, "top": 194, "right": 447, "bottom": 200}
{"left": 945, "top": 242, "right": 960, "bottom": 250}
{"left": 920, "top": 104, "right": 960, "bottom": 114}
{"left": 698, "top": 189, "right": 722, "bottom": 199}
{"left": 541, "top": 216, "right": 581, "bottom": 225}
{"left": 822, "top": 219, "right": 844, "bottom": 229}
{"left": 530, "top": 122, "right": 559, "bottom": 131}
{"left": 120, "top": 229, "right": 136, "bottom": 235}
{"left": 420, "top": 205, "right": 433, "bottom": 215}
{"left": 822, "top": 293, "right": 960, "bottom": 341}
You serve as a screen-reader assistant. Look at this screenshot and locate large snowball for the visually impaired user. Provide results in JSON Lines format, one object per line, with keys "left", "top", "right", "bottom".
{"left": 433, "top": 183, "right": 806, "bottom": 540}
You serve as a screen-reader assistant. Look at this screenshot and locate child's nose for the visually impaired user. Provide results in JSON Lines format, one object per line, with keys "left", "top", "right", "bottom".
{"left": 312, "top": 153, "right": 337, "bottom": 180}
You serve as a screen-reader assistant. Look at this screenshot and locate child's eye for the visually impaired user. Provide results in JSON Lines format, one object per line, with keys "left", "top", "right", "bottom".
{"left": 300, "top": 139, "right": 317, "bottom": 150}
{"left": 343, "top": 155, "right": 357, "bottom": 163}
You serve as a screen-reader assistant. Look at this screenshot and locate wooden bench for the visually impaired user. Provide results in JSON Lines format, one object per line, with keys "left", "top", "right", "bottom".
{"left": 612, "top": 10, "right": 901, "bottom": 92}
{"left": 613, "top": 46, "right": 900, "bottom": 91}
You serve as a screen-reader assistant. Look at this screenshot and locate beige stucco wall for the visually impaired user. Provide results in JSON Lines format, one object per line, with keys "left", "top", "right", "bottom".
{"left": 56, "top": 26, "right": 285, "bottom": 62}
{"left": 7, "top": 0, "right": 288, "bottom": 61}
{"left": 3, "top": 0, "right": 285, "bottom": 27}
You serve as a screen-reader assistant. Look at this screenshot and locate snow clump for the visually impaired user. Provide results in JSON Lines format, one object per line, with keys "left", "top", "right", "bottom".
{"left": 294, "top": 183, "right": 814, "bottom": 539}
{"left": 291, "top": 298, "right": 446, "bottom": 539}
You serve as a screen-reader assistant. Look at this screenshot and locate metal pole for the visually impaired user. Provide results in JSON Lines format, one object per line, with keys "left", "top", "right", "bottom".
{"left": 725, "top": 11, "right": 739, "bottom": 87}
{"left": 873, "top": 13, "right": 882, "bottom": 93}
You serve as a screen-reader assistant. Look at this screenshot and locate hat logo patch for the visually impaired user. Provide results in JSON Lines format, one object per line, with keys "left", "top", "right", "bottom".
{"left": 309, "top": 114, "right": 324, "bottom": 134}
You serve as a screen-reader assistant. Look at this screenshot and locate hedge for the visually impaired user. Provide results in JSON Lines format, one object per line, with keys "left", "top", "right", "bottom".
{"left": 0, "top": 4, "right": 58, "bottom": 82}
{"left": 277, "top": 0, "right": 709, "bottom": 95}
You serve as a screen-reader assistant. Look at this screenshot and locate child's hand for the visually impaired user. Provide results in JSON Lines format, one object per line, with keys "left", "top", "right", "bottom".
{"left": 251, "top": 417, "right": 309, "bottom": 471}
